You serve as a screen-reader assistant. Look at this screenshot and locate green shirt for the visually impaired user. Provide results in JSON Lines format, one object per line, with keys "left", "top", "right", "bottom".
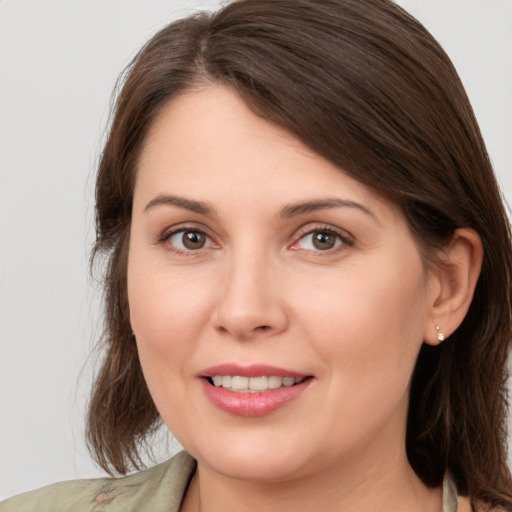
{"left": 0, "top": 451, "right": 195, "bottom": 512}
{"left": 1, "top": 451, "right": 458, "bottom": 511}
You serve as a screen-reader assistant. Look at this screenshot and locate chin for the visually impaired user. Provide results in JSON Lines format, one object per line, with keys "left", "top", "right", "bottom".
{"left": 184, "top": 431, "right": 315, "bottom": 483}
{"left": 209, "top": 454, "right": 309, "bottom": 484}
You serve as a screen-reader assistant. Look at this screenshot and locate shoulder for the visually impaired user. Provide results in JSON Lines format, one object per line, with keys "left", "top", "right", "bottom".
{"left": 0, "top": 451, "right": 196, "bottom": 512}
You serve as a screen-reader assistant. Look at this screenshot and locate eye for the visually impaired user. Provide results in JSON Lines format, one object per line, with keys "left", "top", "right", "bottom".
{"left": 294, "top": 228, "right": 351, "bottom": 252}
{"left": 167, "top": 229, "right": 212, "bottom": 251}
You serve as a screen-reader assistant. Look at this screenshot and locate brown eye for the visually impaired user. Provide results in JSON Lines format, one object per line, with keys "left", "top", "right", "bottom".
{"left": 169, "top": 229, "right": 210, "bottom": 251}
{"left": 182, "top": 231, "right": 206, "bottom": 249}
{"left": 312, "top": 231, "right": 337, "bottom": 250}
{"left": 297, "top": 229, "right": 344, "bottom": 251}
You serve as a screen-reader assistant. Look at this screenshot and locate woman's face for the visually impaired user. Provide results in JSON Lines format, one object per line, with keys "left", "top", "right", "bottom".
{"left": 128, "top": 85, "right": 438, "bottom": 482}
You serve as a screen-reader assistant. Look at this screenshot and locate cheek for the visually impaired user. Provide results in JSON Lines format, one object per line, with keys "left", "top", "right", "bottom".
{"left": 127, "top": 259, "right": 213, "bottom": 418}
{"left": 127, "top": 273, "right": 213, "bottom": 439}
{"left": 128, "top": 255, "right": 213, "bottom": 355}
{"left": 292, "top": 255, "right": 428, "bottom": 380}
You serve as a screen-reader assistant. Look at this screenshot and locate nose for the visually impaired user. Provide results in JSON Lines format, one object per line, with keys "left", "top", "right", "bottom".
{"left": 211, "top": 252, "right": 288, "bottom": 341}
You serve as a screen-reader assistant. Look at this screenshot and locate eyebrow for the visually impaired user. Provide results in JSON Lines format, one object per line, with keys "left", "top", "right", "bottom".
{"left": 144, "top": 194, "right": 214, "bottom": 215}
{"left": 280, "top": 198, "right": 377, "bottom": 220}
{"left": 143, "top": 194, "right": 377, "bottom": 222}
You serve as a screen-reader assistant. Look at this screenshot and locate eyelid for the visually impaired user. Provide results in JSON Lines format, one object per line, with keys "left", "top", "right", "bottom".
{"left": 289, "top": 224, "right": 355, "bottom": 252}
{"left": 157, "top": 223, "right": 219, "bottom": 254}
{"left": 155, "top": 222, "right": 354, "bottom": 255}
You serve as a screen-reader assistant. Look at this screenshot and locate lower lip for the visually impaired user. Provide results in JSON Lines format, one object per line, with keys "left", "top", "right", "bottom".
{"left": 201, "top": 378, "right": 311, "bottom": 417}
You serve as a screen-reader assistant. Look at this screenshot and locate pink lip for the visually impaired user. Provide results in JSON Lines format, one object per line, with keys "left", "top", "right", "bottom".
{"left": 199, "top": 364, "right": 312, "bottom": 417}
{"left": 200, "top": 363, "right": 307, "bottom": 379}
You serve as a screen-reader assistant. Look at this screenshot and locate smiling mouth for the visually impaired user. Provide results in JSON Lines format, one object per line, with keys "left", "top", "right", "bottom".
{"left": 206, "top": 375, "right": 308, "bottom": 393}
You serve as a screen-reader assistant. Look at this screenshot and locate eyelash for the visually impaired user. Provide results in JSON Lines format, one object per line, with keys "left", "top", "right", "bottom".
{"left": 158, "top": 224, "right": 354, "bottom": 256}
{"left": 290, "top": 225, "right": 355, "bottom": 254}
{"left": 158, "top": 225, "right": 216, "bottom": 256}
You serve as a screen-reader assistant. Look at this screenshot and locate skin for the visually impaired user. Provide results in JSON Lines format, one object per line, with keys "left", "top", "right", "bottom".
{"left": 128, "top": 85, "right": 482, "bottom": 512}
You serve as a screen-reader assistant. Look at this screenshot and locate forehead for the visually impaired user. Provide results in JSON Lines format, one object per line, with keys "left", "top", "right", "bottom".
{"left": 138, "top": 86, "right": 320, "bottom": 184}
{"left": 135, "top": 86, "right": 384, "bottom": 212}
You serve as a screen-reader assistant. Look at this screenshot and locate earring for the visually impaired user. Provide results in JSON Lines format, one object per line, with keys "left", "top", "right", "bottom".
{"left": 435, "top": 325, "right": 445, "bottom": 342}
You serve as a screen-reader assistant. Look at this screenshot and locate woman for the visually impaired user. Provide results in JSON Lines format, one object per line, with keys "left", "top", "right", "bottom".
{"left": 2, "top": 0, "right": 511, "bottom": 510}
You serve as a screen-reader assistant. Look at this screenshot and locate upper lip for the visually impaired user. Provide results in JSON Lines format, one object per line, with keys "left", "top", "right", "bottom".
{"left": 199, "top": 364, "right": 309, "bottom": 379}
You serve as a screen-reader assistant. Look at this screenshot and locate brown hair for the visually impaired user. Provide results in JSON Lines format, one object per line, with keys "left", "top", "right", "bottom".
{"left": 87, "top": 0, "right": 512, "bottom": 508}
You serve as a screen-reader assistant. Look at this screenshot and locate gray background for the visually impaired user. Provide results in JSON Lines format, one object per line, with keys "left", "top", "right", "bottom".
{"left": 1, "top": 0, "right": 511, "bottom": 499}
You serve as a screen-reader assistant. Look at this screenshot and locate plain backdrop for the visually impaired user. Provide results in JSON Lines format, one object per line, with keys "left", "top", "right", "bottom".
{"left": 1, "top": 0, "right": 511, "bottom": 500}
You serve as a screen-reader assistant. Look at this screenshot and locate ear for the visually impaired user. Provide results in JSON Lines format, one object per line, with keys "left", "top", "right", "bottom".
{"left": 423, "top": 228, "right": 483, "bottom": 346}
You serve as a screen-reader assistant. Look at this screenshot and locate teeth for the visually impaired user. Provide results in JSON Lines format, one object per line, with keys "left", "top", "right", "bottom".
{"left": 231, "top": 376, "right": 249, "bottom": 390}
{"left": 210, "top": 375, "right": 305, "bottom": 392}
{"left": 268, "top": 376, "right": 282, "bottom": 389}
{"left": 249, "top": 376, "right": 268, "bottom": 391}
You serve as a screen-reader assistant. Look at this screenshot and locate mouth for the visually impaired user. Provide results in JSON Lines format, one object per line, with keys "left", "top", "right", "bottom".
{"left": 206, "top": 375, "right": 307, "bottom": 393}
{"left": 199, "top": 365, "right": 313, "bottom": 416}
